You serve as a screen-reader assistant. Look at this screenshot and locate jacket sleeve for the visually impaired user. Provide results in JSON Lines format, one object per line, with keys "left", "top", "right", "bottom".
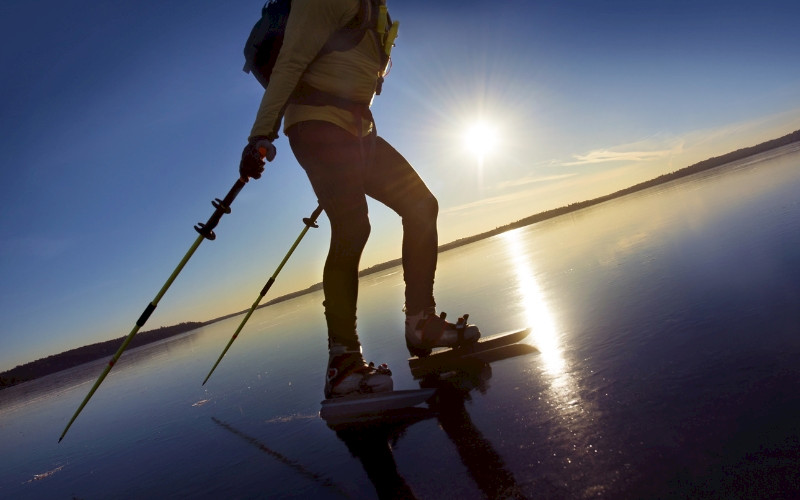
{"left": 249, "top": 0, "right": 355, "bottom": 140}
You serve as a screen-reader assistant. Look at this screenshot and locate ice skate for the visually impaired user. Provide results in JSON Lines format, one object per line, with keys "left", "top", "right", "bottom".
{"left": 405, "top": 307, "right": 481, "bottom": 358}
{"left": 324, "top": 345, "right": 393, "bottom": 399}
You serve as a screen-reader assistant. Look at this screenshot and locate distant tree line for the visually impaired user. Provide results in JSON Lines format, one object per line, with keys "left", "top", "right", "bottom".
{"left": 0, "top": 322, "right": 204, "bottom": 389}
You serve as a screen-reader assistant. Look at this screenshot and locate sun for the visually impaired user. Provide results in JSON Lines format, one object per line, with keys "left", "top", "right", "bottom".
{"left": 463, "top": 120, "right": 500, "bottom": 162}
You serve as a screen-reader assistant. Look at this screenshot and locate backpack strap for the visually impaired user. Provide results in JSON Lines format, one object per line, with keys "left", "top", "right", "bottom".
{"left": 317, "top": 0, "right": 398, "bottom": 96}
{"left": 290, "top": 81, "right": 371, "bottom": 119}
{"left": 321, "top": 0, "right": 375, "bottom": 54}
{"left": 290, "top": 80, "right": 377, "bottom": 169}
{"left": 289, "top": 0, "right": 397, "bottom": 143}
{"left": 370, "top": 1, "right": 398, "bottom": 96}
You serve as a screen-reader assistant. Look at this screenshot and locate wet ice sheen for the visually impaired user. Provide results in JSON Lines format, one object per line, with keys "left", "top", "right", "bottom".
{"left": 2, "top": 145, "right": 799, "bottom": 499}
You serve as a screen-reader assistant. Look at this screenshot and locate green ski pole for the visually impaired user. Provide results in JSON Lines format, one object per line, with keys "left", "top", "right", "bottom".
{"left": 202, "top": 205, "right": 323, "bottom": 386}
{"left": 58, "top": 177, "right": 250, "bottom": 443}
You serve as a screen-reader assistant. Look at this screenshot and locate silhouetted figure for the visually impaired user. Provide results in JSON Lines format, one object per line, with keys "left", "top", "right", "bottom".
{"left": 239, "top": 0, "right": 483, "bottom": 400}
{"left": 330, "top": 362, "right": 528, "bottom": 499}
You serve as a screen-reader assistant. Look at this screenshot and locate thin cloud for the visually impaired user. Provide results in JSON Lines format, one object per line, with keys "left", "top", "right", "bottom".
{"left": 559, "top": 109, "right": 800, "bottom": 169}
{"left": 561, "top": 148, "right": 674, "bottom": 166}
{"left": 442, "top": 190, "right": 535, "bottom": 216}
{"left": 443, "top": 177, "right": 582, "bottom": 217}
{"left": 555, "top": 133, "right": 688, "bottom": 167}
{"left": 493, "top": 172, "right": 578, "bottom": 190}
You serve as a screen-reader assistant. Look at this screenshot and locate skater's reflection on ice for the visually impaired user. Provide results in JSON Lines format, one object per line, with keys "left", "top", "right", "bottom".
{"left": 330, "top": 364, "right": 527, "bottom": 499}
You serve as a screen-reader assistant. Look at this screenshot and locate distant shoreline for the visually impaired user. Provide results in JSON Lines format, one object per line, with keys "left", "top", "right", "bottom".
{"left": 2, "top": 129, "right": 798, "bottom": 389}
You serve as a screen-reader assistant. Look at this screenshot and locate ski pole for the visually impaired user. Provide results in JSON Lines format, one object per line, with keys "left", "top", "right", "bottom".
{"left": 202, "top": 205, "right": 323, "bottom": 385}
{"left": 58, "top": 177, "right": 250, "bottom": 443}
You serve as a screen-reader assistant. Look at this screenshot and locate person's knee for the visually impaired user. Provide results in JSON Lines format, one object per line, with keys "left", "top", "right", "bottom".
{"left": 331, "top": 215, "right": 371, "bottom": 257}
{"left": 353, "top": 217, "right": 372, "bottom": 247}
{"left": 413, "top": 195, "right": 438, "bottom": 221}
{"left": 401, "top": 195, "right": 438, "bottom": 233}
{"left": 424, "top": 195, "right": 439, "bottom": 219}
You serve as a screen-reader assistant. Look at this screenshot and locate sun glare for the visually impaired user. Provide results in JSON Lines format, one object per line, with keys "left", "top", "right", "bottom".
{"left": 463, "top": 121, "right": 499, "bottom": 161}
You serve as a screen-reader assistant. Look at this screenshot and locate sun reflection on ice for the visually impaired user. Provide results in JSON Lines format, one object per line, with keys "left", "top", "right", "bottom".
{"left": 502, "top": 230, "right": 606, "bottom": 475}
{"left": 502, "top": 232, "right": 562, "bottom": 371}
{"left": 502, "top": 231, "right": 575, "bottom": 401}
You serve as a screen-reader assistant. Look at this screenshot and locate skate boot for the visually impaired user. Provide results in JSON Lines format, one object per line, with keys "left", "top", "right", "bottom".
{"left": 405, "top": 307, "right": 481, "bottom": 357}
{"left": 324, "top": 345, "right": 393, "bottom": 399}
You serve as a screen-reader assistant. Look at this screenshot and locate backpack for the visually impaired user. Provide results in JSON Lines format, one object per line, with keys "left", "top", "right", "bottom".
{"left": 242, "top": 0, "right": 397, "bottom": 92}
{"left": 242, "top": 0, "right": 291, "bottom": 90}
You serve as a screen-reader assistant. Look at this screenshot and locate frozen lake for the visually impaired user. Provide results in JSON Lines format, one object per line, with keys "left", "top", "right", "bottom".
{"left": 2, "top": 144, "right": 799, "bottom": 499}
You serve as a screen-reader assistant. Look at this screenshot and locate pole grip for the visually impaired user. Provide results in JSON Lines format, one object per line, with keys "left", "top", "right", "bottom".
{"left": 195, "top": 178, "right": 248, "bottom": 240}
{"left": 303, "top": 205, "right": 323, "bottom": 228}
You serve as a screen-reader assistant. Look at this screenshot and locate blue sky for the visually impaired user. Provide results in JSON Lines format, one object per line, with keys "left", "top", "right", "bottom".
{"left": 1, "top": 0, "right": 799, "bottom": 371}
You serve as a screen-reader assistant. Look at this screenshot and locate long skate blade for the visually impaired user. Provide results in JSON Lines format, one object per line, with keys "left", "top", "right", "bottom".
{"left": 408, "top": 327, "right": 531, "bottom": 368}
{"left": 320, "top": 389, "right": 436, "bottom": 422}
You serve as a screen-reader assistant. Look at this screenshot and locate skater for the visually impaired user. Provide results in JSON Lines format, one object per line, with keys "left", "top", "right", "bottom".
{"left": 239, "top": 0, "right": 480, "bottom": 399}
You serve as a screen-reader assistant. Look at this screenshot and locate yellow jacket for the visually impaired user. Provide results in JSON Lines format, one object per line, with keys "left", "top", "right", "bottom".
{"left": 249, "top": 0, "right": 386, "bottom": 140}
